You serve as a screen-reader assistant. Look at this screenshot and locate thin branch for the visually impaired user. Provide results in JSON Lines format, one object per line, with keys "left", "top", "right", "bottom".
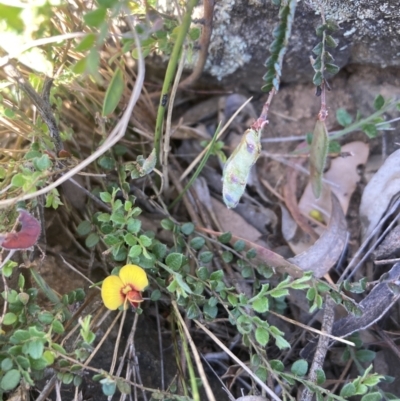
{"left": 179, "top": 0, "right": 215, "bottom": 88}
{"left": 300, "top": 296, "right": 335, "bottom": 401}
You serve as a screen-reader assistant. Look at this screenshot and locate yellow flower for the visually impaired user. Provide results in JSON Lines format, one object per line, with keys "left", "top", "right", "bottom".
{"left": 101, "top": 265, "right": 149, "bottom": 310}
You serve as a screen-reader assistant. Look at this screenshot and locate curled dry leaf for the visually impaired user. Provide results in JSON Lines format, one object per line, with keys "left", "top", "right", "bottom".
{"left": 0, "top": 209, "right": 41, "bottom": 250}
{"left": 360, "top": 149, "right": 400, "bottom": 241}
{"left": 289, "top": 193, "right": 347, "bottom": 278}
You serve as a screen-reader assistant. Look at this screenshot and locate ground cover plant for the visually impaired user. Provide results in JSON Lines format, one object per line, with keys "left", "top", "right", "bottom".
{"left": 0, "top": 0, "right": 400, "bottom": 400}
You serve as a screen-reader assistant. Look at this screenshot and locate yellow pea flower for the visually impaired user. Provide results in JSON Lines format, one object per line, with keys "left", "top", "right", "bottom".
{"left": 101, "top": 264, "right": 149, "bottom": 310}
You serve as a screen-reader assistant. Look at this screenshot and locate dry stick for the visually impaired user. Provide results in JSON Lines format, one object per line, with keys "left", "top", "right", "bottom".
{"left": 0, "top": 23, "right": 145, "bottom": 208}
{"left": 172, "top": 302, "right": 216, "bottom": 401}
{"left": 194, "top": 320, "right": 283, "bottom": 401}
{"left": 300, "top": 296, "right": 335, "bottom": 401}
{"left": 268, "top": 310, "right": 354, "bottom": 346}
{"left": 34, "top": 374, "right": 58, "bottom": 401}
{"left": 110, "top": 309, "right": 127, "bottom": 376}
{"left": 163, "top": 46, "right": 187, "bottom": 193}
{"left": 179, "top": 0, "right": 215, "bottom": 88}
{"left": 179, "top": 96, "right": 253, "bottom": 182}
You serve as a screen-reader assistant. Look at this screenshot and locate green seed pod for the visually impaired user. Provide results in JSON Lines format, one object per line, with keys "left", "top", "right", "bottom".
{"left": 310, "top": 119, "right": 329, "bottom": 199}
{"left": 222, "top": 128, "right": 261, "bottom": 208}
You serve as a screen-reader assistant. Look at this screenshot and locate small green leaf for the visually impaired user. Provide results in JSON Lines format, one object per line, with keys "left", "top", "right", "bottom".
{"left": 291, "top": 359, "right": 308, "bottom": 376}
{"left": 274, "top": 335, "right": 290, "bottom": 349}
{"left": 222, "top": 251, "right": 233, "bottom": 263}
{"left": 269, "top": 288, "right": 289, "bottom": 298}
{"left": 336, "top": 108, "right": 353, "bottom": 127}
{"left": 312, "top": 42, "right": 323, "bottom": 55}
{"left": 83, "top": 7, "right": 107, "bottom": 27}
{"left": 190, "top": 237, "right": 205, "bottom": 250}
{"left": 181, "top": 222, "right": 195, "bottom": 235}
{"left": 1, "top": 358, "right": 13, "bottom": 371}
{"left": 361, "top": 393, "right": 384, "bottom": 401}
{"left": 255, "top": 327, "right": 270, "bottom": 346}
{"left": 52, "top": 320, "right": 65, "bottom": 334}
{"left": 271, "top": 359, "right": 284, "bottom": 372}
{"left": 362, "top": 123, "right": 378, "bottom": 138}
{"left": 75, "top": 33, "right": 96, "bottom": 52}
{"left": 102, "top": 68, "right": 124, "bottom": 116}
{"left": 325, "top": 63, "right": 340, "bottom": 75}
{"left": 203, "top": 303, "right": 218, "bottom": 318}
{"left": 160, "top": 219, "right": 174, "bottom": 230}
{"left": 77, "top": 220, "right": 92, "bottom": 236}
{"left": 28, "top": 340, "right": 44, "bottom": 359}
{"left": 0, "top": 369, "right": 21, "bottom": 391}
{"left": 101, "top": 378, "right": 117, "bottom": 396}
{"left": 197, "top": 267, "right": 209, "bottom": 280}
{"left": 34, "top": 154, "right": 52, "bottom": 171}
{"left": 11, "top": 173, "right": 26, "bottom": 187}
{"left": 233, "top": 240, "right": 246, "bottom": 252}
{"left": 316, "top": 368, "right": 326, "bottom": 384}
{"left": 166, "top": 253, "right": 184, "bottom": 271}
{"left": 313, "top": 71, "right": 322, "bottom": 86}
{"left": 356, "top": 349, "right": 376, "bottom": 363}
{"left": 98, "top": 156, "right": 115, "bottom": 170}
{"left": 199, "top": 251, "right": 213, "bottom": 263}
{"left": 252, "top": 297, "right": 269, "bottom": 313}
{"left": 85, "top": 233, "right": 100, "bottom": 248}
{"left": 218, "top": 232, "right": 232, "bottom": 243}
{"left": 373, "top": 94, "right": 384, "bottom": 110}
{"left": 340, "top": 383, "right": 356, "bottom": 397}
{"left": 100, "top": 192, "right": 112, "bottom": 203}
{"left": 116, "top": 378, "right": 131, "bottom": 395}
{"left": 325, "top": 35, "right": 338, "bottom": 48}
{"left": 3, "top": 312, "right": 17, "bottom": 325}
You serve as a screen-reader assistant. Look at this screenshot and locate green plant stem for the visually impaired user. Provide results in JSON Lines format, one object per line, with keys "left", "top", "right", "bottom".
{"left": 329, "top": 100, "right": 396, "bottom": 141}
{"left": 154, "top": 0, "right": 198, "bottom": 166}
{"left": 168, "top": 123, "right": 221, "bottom": 209}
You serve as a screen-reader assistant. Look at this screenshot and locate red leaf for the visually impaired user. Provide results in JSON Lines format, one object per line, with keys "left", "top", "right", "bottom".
{"left": 0, "top": 209, "right": 41, "bottom": 250}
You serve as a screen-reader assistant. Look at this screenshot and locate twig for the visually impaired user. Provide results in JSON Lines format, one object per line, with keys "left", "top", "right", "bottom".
{"left": 300, "top": 296, "right": 335, "bottom": 401}
{"left": 34, "top": 374, "right": 58, "bottom": 401}
{"left": 179, "top": 0, "right": 215, "bottom": 88}
{"left": 268, "top": 310, "right": 354, "bottom": 346}
{"left": 110, "top": 309, "right": 127, "bottom": 375}
{"left": 173, "top": 302, "right": 217, "bottom": 401}
{"left": 194, "top": 319, "right": 283, "bottom": 401}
